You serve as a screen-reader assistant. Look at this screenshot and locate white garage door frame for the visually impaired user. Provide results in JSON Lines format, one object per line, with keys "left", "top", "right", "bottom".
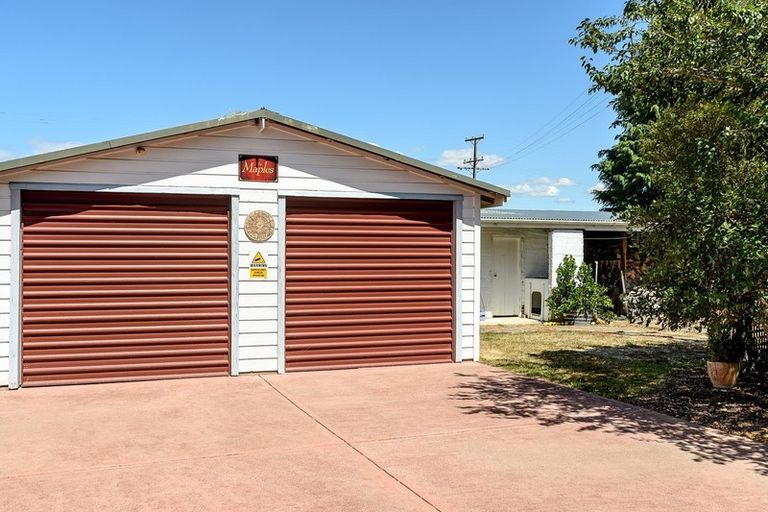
{"left": 276, "top": 191, "right": 465, "bottom": 374}
{"left": 7, "top": 182, "right": 241, "bottom": 390}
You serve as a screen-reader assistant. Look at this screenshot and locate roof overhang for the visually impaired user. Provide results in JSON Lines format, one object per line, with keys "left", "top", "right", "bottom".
{"left": 0, "top": 108, "right": 510, "bottom": 207}
{"left": 482, "top": 219, "right": 628, "bottom": 232}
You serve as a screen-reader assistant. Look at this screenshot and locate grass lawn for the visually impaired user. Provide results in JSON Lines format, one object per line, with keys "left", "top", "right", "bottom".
{"left": 481, "top": 321, "right": 768, "bottom": 443}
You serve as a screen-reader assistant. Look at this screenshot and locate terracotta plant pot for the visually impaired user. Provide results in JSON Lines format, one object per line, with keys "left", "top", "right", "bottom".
{"left": 706, "top": 361, "right": 740, "bottom": 389}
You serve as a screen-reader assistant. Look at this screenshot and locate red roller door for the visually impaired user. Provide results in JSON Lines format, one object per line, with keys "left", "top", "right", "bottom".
{"left": 285, "top": 197, "right": 454, "bottom": 371}
{"left": 21, "top": 191, "right": 231, "bottom": 386}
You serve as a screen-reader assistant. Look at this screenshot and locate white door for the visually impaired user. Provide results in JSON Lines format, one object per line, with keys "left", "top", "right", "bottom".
{"left": 490, "top": 237, "right": 521, "bottom": 316}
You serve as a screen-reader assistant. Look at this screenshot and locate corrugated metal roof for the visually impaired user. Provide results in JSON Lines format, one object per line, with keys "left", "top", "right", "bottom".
{"left": 481, "top": 208, "right": 624, "bottom": 224}
{"left": 0, "top": 108, "right": 509, "bottom": 201}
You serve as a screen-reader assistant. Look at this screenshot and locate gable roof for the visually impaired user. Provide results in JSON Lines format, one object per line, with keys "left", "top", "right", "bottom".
{"left": 0, "top": 108, "right": 509, "bottom": 205}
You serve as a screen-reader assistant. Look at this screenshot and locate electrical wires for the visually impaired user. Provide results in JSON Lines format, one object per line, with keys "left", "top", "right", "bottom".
{"left": 489, "top": 90, "right": 613, "bottom": 168}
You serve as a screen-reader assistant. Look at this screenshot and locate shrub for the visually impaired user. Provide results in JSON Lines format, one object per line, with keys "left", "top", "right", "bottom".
{"left": 546, "top": 255, "right": 616, "bottom": 323}
{"left": 546, "top": 255, "right": 579, "bottom": 322}
{"left": 623, "top": 286, "right": 661, "bottom": 325}
{"left": 574, "top": 262, "right": 615, "bottom": 322}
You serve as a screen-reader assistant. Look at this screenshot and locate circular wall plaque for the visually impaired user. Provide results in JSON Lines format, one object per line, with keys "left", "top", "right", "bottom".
{"left": 244, "top": 210, "right": 275, "bottom": 241}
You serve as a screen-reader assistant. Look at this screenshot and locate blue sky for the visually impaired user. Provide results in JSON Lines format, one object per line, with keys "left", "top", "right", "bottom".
{"left": 1, "top": 1, "right": 622, "bottom": 210}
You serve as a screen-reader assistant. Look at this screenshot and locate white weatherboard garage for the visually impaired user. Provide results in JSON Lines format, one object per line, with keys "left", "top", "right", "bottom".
{"left": 0, "top": 109, "right": 508, "bottom": 388}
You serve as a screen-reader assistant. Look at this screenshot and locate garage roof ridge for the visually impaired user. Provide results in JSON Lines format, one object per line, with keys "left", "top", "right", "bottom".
{"left": 0, "top": 108, "right": 510, "bottom": 200}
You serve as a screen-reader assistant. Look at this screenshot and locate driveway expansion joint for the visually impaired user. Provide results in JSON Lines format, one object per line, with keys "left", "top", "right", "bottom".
{"left": 259, "top": 375, "right": 444, "bottom": 512}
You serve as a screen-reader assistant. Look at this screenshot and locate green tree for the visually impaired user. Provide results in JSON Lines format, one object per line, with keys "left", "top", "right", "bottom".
{"left": 572, "top": 0, "right": 768, "bottom": 362}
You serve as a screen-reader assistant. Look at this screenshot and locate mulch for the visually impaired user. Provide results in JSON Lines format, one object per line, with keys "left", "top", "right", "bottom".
{"left": 630, "top": 367, "right": 768, "bottom": 443}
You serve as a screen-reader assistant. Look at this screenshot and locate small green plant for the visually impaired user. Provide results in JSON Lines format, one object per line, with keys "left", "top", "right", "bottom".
{"left": 574, "top": 261, "right": 615, "bottom": 322}
{"left": 546, "top": 255, "right": 615, "bottom": 323}
{"left": 546, "top": 255, "right": 579, "bottom": 322}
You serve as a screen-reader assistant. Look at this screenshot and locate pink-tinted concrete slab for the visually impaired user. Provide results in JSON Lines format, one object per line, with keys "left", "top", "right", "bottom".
{"left": 262, "top": 363, "right": 523, "bottom": 441}
{"left": 267, "top": 362, "right": 768, "bottom": 511}
{"left": 2, "top": 362, "right": 767, "bottom": 511}
{"left": 0, "top": 375, "right": 334, "bottom": 476}
{"left": 3, "top": 443, "right": 436, "bottom": 512}
{"left": 356, "top": 420, "right": 768, "bottom": 512}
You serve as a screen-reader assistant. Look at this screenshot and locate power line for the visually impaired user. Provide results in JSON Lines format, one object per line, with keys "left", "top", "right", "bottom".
{"left": 503, "top": 94, "right": 605, "bottom": 158}
{"left": 506, "top": 89, "right": 591, "bottom": 151}
{"left": 511, "top": 99, "right": 609, "bottom": 154}
{"left": 487, "top": 96, "right": 611, "bottom": 168}
{"left": 507, "top": 95, "right": 605, "bottom": 156}
{"left": 502, "top": 103, "right": 612, "bottom": 164}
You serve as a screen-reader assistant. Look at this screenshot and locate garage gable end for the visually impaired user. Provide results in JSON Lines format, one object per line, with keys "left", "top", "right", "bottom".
{"left": 0, "top": 109, "right": 509, "bottom": 206}
{"left": 0, "top": 110, "right": 490, "bottom": 388}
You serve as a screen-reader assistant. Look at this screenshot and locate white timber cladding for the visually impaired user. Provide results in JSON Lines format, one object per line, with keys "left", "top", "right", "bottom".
{"left": 548, "top": 230, "right": 584, "bottom": 289}
{"left": 480, "top": 227, "right": 548, "bottom": 316}
{"left": 0, "top": 123, "right": 484, "bottom": 385}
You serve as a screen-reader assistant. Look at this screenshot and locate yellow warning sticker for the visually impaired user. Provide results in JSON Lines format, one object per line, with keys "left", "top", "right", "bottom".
{"left": 250, "top": 267, "right": 267, "bottom": 279}
{"left": 249, "top": 251, "right": 268, "bottom": 279}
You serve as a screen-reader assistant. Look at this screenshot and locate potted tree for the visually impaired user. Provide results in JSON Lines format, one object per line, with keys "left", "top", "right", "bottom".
{"left": 706, "top": 320, "right": 747, "bottom": 389}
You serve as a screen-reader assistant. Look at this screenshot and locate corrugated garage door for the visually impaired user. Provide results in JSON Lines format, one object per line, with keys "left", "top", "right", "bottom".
{"left": 285, "top": 197, "right": 454, "bottom": 371}
{"left": 21, "top": 191, "right": 231, "bottom": 386}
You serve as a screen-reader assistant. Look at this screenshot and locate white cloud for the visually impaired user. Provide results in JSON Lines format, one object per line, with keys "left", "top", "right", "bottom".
{"left": 508, "top": 183, "right": 560, "bottom": 197}
{"left": 0, "top": 149, "right": 13, "bottom": 162}
{"left": 556, "top": 197, "right": 575, "bottom": 204}
{"left": 506, "top": 176, "right": 577, "bottom": 198}
{"left": 436, "top": 148, "right": 505, "bottom": 168}
{"left": 29, "top": 138, "right": 82, "bottom": 154}
{"left": 590, "top": 181, "right": 607, "bottom": 193}
{"left": 533, "top": 177, "right": 576, "bottom": 187}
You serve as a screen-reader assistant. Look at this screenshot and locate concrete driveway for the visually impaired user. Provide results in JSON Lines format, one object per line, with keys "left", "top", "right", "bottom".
{"left": 1, "top": 362, "right": 766, "bottom": 511}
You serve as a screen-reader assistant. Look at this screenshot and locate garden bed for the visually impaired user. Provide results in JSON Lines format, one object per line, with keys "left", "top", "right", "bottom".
{"left": 481, "top": 321, "right": 768, "bottom": 443}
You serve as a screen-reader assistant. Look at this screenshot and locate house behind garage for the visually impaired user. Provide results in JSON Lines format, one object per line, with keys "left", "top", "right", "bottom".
{"left": 0, "top": 109, "right": 508, "bottom": 388}
{"left": 480, "top": 209, "right": 629, "bottom": 321}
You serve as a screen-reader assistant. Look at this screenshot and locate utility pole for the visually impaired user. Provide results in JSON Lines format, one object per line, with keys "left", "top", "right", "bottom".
{"left": 458, "top": 134, "right": 489, "bottom": 179}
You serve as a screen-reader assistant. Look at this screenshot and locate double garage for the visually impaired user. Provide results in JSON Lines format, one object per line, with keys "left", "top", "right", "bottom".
{"left": 1, "top": 109, "right": 508, "bottom": 388}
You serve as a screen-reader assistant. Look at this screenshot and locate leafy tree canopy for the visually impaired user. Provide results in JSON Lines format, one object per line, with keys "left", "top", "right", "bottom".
{"left": 572, "top": 0, "right": 768, "bottom": 357}
{"left": 573, "top": 0, "right": 768, "bottom": 212}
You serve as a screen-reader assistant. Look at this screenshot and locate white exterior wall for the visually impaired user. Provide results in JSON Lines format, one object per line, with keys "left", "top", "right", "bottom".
{"left": 479, "top": 227, "right": 548, "bottom": 316}
{"left": 548, "top": 229, "right": 584, "bottom": 288}
{"left": 0, "top": 123, "right": 484, "bottom": 386}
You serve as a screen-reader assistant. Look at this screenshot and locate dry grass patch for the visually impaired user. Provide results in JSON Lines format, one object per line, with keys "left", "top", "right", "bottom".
{"left": 481, "top": 321, "right": 705, "bottom": 400}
